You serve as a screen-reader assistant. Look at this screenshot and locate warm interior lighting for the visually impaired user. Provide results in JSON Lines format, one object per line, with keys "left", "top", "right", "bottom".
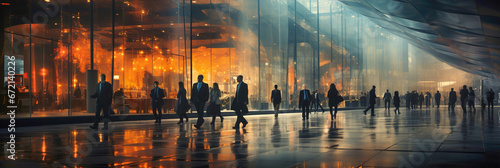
{"left": 114, "top": 75, "right": 119, "bottom": 80}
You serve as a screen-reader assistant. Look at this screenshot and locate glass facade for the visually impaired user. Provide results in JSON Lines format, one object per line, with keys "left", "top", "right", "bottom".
{"left": 2, "top": 0, "right": 479, "bottom": 118}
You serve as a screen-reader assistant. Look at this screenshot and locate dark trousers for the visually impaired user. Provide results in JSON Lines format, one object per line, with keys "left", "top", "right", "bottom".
{"left": 364, "top": 103, "right": 375, "bottom": 115}
{"left": 93, "top": 103, "right": 110, "bottom": 128}
{"left": 329, "top": 105, "right": 338, "bottom": 119}
{"left": 436, "top": 101, "right": 440, "bottom": 108}
{"left": 461, "top": 99, "right": 467, "bottom": 113}
{"left": 179, "top": 113, "right": 188, "bottom": 122}
{"left": 487, "top": 100, "right": 494, "bottom": 110}
{"left": 301, "top": 104, "right": 310, "bottom": 119}
{"left": 194, "top": 102, "right": 205, "bottom": 126}
{"left": 152, "top": 104, "right": 162, "bottom": 121}
{"left": 449, "top": 101, "right": 456, "bottom": 109}
{"left": 385, "top": 100, "right": 390, "bottom": 109}
{"left": 234, "top": 109, "right": 248, "bottom": 127}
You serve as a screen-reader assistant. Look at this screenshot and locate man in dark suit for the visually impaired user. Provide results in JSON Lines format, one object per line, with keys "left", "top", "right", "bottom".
{"left": 460, "top": 85, "right": 468, "bottom": 113}
{"left": 449, "top": 88, "right": 457, "bottom": 110}
{"left": 435, "top": 91, "right": 441, "bottom": 108}
{"left": 383, "top": 90, "right": 391, "bottom": 110}
{"left": 192, "top": 75, "right": 209, "bottom": 129}
{"left": 232, "top": 75, "right": 248, "bottom": 129}
{"left": 90, "top": 74, "right": 113, "bottom": 130}
{"left": 363, "top": 85, "right": 376, "bottom": 116}
{"left": 299, "top": 84, "right": 311, "bottom": 120}
{"left": 271, "top": 85, "right": 281, "bottom": 118}
{"left": 150, "top": 81, "right": 165, "bottom": 123}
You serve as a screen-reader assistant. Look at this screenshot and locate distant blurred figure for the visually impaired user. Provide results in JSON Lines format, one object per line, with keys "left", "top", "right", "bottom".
{"left": 468, "top": 87, "right": 476, "bottom": 113}
{"left": 175, "top": 82, "right": 190, "bottom": 124}
{"left": 405, "top": 91, "right": 411, "bottom": 109}
{"left": 419, "top": 92, "right": 424, "bottom": 109}
{"left": 383, "top": 90, "right": 391, "bottom": 110}
{"left": 328, "top": 83, "right": 342, "bottom": 120}
{"left": 460, "top": 85, "right": 468, "bottom": 113}
{"left": 312, "top": 90, "right": 325, "bottom": 113}
{"left": 271, "top": 85, "right": 282, "bottom": 118}
{"left": 449, "top": 88, "right": 457, "bottom": 110}
{"left": 74, "top": 86, "right": 82, "bottom": 98}
{"left": 393, "top": 91, "right": 400, "bottom": 114}
{"left": 487, "top": 88, "right": 495, "bottom": 111}
{"left": 113, "top": 88, "right": 127, "bottom": 114}
{"left": 434, "top": 91, "right": 441, "bottom": 108}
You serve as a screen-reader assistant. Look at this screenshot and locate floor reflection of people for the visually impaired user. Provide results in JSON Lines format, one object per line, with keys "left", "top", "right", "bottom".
{"left": 152, "top": 124, "right": 164, "bottom": 161}
{"left": 271, "top": 119, "right": 281, "bottom": 148}
{"left": 327, "top": 121, "right": 341, "bottom": 139}
{"left": 82, "top": 130, "right": 114, "bottom": 167}
{"left": 231, "top": 129, "right": 248, "bottom": 168}
{"left": 175, "top": 125, "right": 189, "bottom": 164}
{"left": 208, "top": 124, "right": 222, "bottom": 162}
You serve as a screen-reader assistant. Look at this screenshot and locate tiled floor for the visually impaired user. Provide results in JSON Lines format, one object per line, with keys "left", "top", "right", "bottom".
{"left": 1, "top": 107, "right": 500, "bottom": 168}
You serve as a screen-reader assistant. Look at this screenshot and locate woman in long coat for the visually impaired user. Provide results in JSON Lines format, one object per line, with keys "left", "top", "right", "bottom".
{"left": 327, "top": 83, "right": 341, "bottom": 120}
{"left": 176, "top": 82, "right": 190, "bottom": 124}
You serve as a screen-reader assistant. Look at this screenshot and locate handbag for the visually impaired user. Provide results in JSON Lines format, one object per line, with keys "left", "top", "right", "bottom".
{"left": 337, "top": 95, "right": 344, "bottom": 103}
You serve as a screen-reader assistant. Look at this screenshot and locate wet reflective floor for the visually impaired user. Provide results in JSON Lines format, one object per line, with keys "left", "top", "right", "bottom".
{"left": 1, "top": 107, "right": 500, "bottom": 168}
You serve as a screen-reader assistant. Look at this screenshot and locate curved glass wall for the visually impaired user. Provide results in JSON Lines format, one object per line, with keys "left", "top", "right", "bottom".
{"left": 1, "top": 0, "right": 477, "bottom": 118}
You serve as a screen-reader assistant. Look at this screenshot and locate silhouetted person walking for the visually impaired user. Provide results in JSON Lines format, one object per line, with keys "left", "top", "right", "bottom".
{"left": 150, "top": 81, "right": 165, "bottom": 123}
{"left": 468, "top": 87, "right": 476, "bottom": 113}
{"left": 393, "top": 91, "right": 400, "bottom": 114}
{"left": 487, "top": 88, "right": 495, "bottom": 111}
{"left": 299, "top": 84, "right": 311, "bottom": 120}
{"left": 232, "top": 75, "right": 248, "bottom": 129}
{"left": 192, "top": 75, "right": 209, "bottom": 129}
{"left": 175, "top": 82, "right": 189, "bottom": 124}
{"left": 209, "top": 83, "right": 223, "bottom": 124}
{"left": 90, "top": 74, "right": 113, "bottom": 130}
{"left": 449, "top": 88, "right": 457, "bottom": 110}
{"left": 460, "top": 85, "right": 468, "bottom": 113}
{"left": 383, "top": 90, "right": 391, "bottom": 110}
{"left": 419, "top": 92, "right": 424, "bottom": 109}
{"left": 363, "top": 85, "right": 376, "bottom": 116}
{"left": 435, "top": 91, "right": 441, "bottom": 108}
{"left": 271, "top": 85, "right": 281, "bottom": 118}
{"left": 405, "top": 91, "right": 411, "bottom": 109}
{"left": 327, "top": 83, "right": 341, "bottom": 120}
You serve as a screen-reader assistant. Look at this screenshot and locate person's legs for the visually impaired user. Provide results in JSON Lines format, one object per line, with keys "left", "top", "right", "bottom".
{"left": 302, "top": 106, "right": 306, "bottom": 119}
{"left": 461, "top": 100, "right": 467, "bottom": 113}
{"left": 195, "top": 103, "right": 204, "bottom": 126}
{"left": 370, "top": 103, "right": 375, "bottom": 115}
{"left": 334, "top": 105, "right": 338, "bottom": 118}
{"left": 102, "top": 105, "right": 110, "bottom": 129}
{"left": 211, "top": 115, "right": 216, "bottom": 124}
{"left": 329, "top": 106, "right": 333, "bottom": 119}
{"left": 234, "top": 109, "right": 241, "bottom": 128}
{"left": 305, "top": 105, "right": 310, "bottom": 119}
{"left": 274, "top": 103, "right": 279, "bottom": 118}
{"left": 92, "top": 104, "right": 103, "bottom": 128}
{"left": 318, "top": 102, "right": 325, "bottom": 112}
{"left": 152, "top": 105, "right": 158, "bottom": 122}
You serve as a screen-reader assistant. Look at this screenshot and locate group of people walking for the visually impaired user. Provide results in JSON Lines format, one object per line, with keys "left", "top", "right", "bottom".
{"left": 86, "top": 73, "right": 496, "bottom": 130}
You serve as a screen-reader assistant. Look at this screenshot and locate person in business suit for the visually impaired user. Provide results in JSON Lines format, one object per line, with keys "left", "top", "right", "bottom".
{"left": 192, "top": 75, "right": 209, "bottom": 129}
{"left": 460, "top": 85, "right": 468, "bottom": 113}
{"left": 487, "top": 88, "right": 495, "bottom": 111}
{"left": 150, "top": 81, "right": 165, "bottom": 123}
{"left": 209, "top": 83, "right": 223, "bottom": 124}
{"left": 449, "top": 88, "right": 457, "bottom": 110}
{"left": 271, "top": 85, "right": 281, "bottom": 118}
{"left": 419, "top": 92, "right": 424, "bottom": 109}
{"left": 363, "top": 85, "right": 376, "bottom": 116}
{"left": 405, "top": 91, "right": 411, "bottom": 109}
{"left": 393, "top": 91, "right": 400, "bottom": 114}
{"left": 232, "top": 75, "right": 248, "bottom": 129}
{"left": 299, "top": 84, "right": 311, "bottom": 120}
{"left": 435, "top": 91, "right": 441, "bottom": 108}
{"left": 90, "top": 74, "right": 113, "bottom": 130}
{"left": 327, "top": 83, "right": 340, "bottom": 120}
{"left": 383, "top": 90, "right": 391, "bottom": 110}
{"left": 176, "top": 82, "right": 189, "bottom": 124}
